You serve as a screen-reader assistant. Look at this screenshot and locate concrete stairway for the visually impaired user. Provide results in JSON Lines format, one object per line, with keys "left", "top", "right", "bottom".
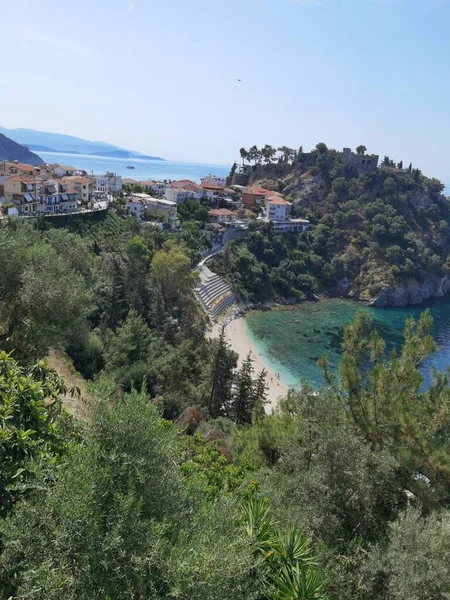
{"left": 194, "top": 272, "right": 237, "bottom": 320}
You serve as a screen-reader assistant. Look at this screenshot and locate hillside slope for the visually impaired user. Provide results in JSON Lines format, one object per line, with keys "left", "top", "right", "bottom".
{"left": 0, "top": 133, "right": 43, "bottom": 166}
{"left": 215, "top": 150, "right": 450, "bottom": 306}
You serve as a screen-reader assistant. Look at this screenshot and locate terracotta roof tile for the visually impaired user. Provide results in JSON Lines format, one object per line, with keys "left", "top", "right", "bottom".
{"left": 267, "top": 197, "right": 291, "bottom": 205}
{"left": 202, "top": 182, "right": 223, "bottom": 191}
{"left": 208, "top": 208, "right": 235, "bottom": 216}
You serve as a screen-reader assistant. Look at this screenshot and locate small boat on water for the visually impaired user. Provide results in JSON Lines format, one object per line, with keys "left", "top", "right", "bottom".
{"left": 126, "top": 165, "right": 135, "bottom": 169}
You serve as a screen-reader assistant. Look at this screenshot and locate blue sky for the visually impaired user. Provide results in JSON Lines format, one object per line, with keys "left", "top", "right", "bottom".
{"left": 2, "top": 0, "right": 450, "bottom": 178}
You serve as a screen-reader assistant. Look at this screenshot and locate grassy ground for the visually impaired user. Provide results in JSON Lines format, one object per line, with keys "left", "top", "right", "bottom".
{"left": 47, "top": 350, "right": 91, "bottom": 420}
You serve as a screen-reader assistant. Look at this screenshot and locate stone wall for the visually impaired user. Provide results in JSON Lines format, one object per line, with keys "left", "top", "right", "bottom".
{"left": 341, "top": 148, "right": 379, "bottom": 172}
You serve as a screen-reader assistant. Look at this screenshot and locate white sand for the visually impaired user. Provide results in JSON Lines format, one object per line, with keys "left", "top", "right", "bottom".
{"left": 222, "top": 317, "right": 289, "bottom": 411}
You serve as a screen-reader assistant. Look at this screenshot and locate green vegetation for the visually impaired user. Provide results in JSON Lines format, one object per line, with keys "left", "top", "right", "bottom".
{"left": 216, "top": 148, "right": 449, "bottom": 302}
{"left": 1, "top": 204, "right": 450, "bottom": 599}
{"left": 2, "top": 303, "right": 450, "bottom": 598}
{"left": 0, "top": 216, "right": 266, "bottom": 420}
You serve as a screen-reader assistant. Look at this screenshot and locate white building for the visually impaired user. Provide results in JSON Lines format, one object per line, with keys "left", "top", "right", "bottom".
{"left": 165, "top": 180, "right": 204, "bottom": 204}
{"left": 165, "top": 187, "right": 190, "bottom": 204}
{"left": 95, "top": 172, "right": 122, "bottom": 194}
{"left": 201, "top": 174, "right": 226, "bottom": 188}
{"left": 270, "top": 218, "right": 310, "bottom": 233}
{"left": 53, "top": 165, "right": 78, "bottom": 178}
{"left": 208, "top": 208, "right": 236, "bottom": 224}
{"left": 263, "top": 197, "right": 310, "bottom": 233}
{"left": 126, "top": 193, "right": 177, "bottom": 229}
{"left": 266, "top": 197, "right": 292, "bottom": 221}
{"left": 139, "top": 180, "right": 167, "bottom": 197}
{"left": 201, "top": 182, "right": 223, "bottom": 202}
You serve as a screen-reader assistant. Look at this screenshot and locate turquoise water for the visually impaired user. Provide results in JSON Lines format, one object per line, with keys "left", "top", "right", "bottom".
{"left": 244, "top": 297, "right": 450, "bottom": 389}
{"left": 37, "top": 151, "right": 230, "bottom": 183}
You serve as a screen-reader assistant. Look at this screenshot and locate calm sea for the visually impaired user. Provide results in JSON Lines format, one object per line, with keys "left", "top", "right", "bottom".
{"left": 37, "top": 151, "right": 231, "bottom": 183}
{"left": 245, "top": 297, "right": 450, "bottom": 389}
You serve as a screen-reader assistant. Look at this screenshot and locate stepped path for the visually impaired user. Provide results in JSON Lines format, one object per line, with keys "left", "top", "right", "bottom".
{"left": 194, "top": 242, "right": 237, "bottom": 320}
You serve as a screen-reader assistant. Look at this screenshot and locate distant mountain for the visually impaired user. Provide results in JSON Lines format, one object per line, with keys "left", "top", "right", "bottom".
{"left": 0, "top": 127, "right": 165, "bottom": 161}
{"left": 88, "top": 150, "right": 159, "bottom": 160}
{"left": 26, "top": 144, "right": 81, "bottom": 154}
{"left": 0, "top": 133, "right": 43, "bottom": 166}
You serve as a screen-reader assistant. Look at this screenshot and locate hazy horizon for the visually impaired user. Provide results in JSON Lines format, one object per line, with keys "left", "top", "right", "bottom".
{"left": 2, "top": 0, "right": 450, "bottom": 179}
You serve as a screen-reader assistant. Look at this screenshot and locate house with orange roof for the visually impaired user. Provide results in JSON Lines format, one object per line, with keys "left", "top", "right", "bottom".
{"left": 138, "top": 180, "right": 167, "bottom": 197}
{"left": 61, "top": 175, "right": 94, "bottom": 203}
{"left": 165, "top": 180, "right": 204, "bottom": 203}
{"left": 242, "top": 186, "right": 282, "bottom": 207}
{"left": 266, "top": 197, "right": 292, "bottom": 221}
{"left": 202, "top": 181, "right": 224, "bottom": 201}
{"left": 262, "top": 197, "right": 310, "bottom": 233}
{"left": 1, "top": 176, "right": 39, "bottom": 214}
{"left": 208, "top": 208, "right": 236, "bottom": 224}
{"left": 0, "top": 161, "right": 37, "bottom": 177}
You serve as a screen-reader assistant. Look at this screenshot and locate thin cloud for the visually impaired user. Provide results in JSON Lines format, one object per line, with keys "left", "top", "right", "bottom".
{"left": 128, "top": 0, "right": 135, "bottom": 14}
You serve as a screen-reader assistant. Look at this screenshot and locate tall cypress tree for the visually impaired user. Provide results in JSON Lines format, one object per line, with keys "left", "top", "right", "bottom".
{"left": 209, "top": 327, "right": 237, "bottom": 418}
{"left": 231, "top": 352, "right": 255, "bottom": 425}
{"left": 252, "top": 368, "right": 268, "bottom": 422}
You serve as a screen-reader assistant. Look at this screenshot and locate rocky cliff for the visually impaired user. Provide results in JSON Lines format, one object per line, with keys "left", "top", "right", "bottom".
{"left": 0, "top": 133, "right": 43, "bottom": 166}
{"left": 369, "top": 275, "right": 450, "bottom": 307}
{"left": 223, "top": 147, "right": 450, "bottom": 308}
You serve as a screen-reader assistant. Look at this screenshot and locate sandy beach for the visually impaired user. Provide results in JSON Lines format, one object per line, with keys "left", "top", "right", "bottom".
{"left": 222, "top": 317, "right": 289, "bottom": 411}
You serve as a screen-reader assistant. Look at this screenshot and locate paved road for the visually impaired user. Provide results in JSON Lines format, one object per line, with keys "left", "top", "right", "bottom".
{"left": 197, "top": 241, "right": 230, "bottom": 268}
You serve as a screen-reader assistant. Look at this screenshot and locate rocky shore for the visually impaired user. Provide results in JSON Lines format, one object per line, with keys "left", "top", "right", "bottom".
{"left": 369, "top": 275, "right": 450, "bottom": 307}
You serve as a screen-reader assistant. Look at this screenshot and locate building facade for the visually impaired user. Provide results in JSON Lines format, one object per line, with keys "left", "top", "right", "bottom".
{"left": 165, "top": 180, "right": 204, "bottom": 203}
{"left": 0, "top": 162, "right": 37, "bottom": 177}
{"left": 265, "top": 197, "right": 292, "bottom": 221}
{"left": 208, "top": 208, "right": 236, "bottom": 224}
{"left": 263, "top": 197, "right": 310, "bottom": 233}
{"left": 242, "top": 186, "right": 283, "bottom": 207}
{"left": 127, "top": 193, "right": 177, "bottom": 229}
{"left": 53, "top": 165, "right": 78, "bottom": 177}
{"left": 138, "top": 180, "right": 167, "bottom": 197}
{"left": 201, "top": 174, "right": 226, "bottom": 188}
{"left": 95, "top": 172, "right": 122, "bottom": 194}
{"left": 1, "top": 176, "right": 79, "bottom": 215}
{"left": 61, "top": 176, "right": 94, "bottom": 204}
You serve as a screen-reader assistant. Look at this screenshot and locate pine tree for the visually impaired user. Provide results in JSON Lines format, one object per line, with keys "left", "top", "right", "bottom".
{"left": 209, "top": 327, "right": 237, "bottom": 418}
{"left": 231, "top": 352, "right": 255, "bottom": 425}
{"left": 252, "top": 368, "right": 268, "bottom": 422}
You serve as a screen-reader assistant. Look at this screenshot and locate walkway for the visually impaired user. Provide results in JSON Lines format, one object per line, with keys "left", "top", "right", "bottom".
{"left": 195, "top": 241, "right": 237, "bottom": 320}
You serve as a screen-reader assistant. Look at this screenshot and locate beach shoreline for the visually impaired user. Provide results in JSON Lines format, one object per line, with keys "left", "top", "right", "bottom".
{"left": 218, "top": 316, "right": 289, "bottom": 411}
